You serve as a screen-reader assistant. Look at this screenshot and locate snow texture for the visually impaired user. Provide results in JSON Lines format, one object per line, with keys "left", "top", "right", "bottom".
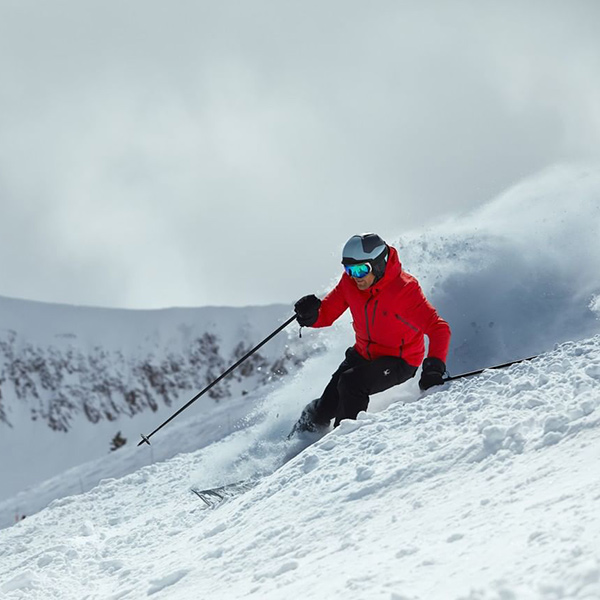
{"left": 1, "top": 334, "right": 599, "bottom": 599}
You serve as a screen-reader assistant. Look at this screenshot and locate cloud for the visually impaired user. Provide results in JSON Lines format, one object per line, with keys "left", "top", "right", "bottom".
{"left": 0, "top": 0, "right": 599, "bottom": 308}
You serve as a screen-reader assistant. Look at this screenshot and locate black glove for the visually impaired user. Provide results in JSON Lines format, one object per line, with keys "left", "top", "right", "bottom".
{"left": 419, "top": 357, "right": 447, "bottom": 391}
{"left": 294, "top": 294, "right": 321, "bottom": 327}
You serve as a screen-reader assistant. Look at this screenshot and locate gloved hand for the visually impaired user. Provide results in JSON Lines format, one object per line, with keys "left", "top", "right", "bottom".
{"left": 294, "top": 294, "right": 321, "bottom": 327}
{"left": 419, "top": 357, "right": 447, "bottom": 391}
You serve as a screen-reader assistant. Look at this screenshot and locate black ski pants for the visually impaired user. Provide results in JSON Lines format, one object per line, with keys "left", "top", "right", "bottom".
{"left": 315, "top": 347, "right": 418, "bottom": 427}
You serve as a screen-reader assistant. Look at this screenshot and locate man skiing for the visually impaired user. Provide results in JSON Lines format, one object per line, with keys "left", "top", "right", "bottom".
{"left": 291, "top": 233, "right": 451, "bottom": 434}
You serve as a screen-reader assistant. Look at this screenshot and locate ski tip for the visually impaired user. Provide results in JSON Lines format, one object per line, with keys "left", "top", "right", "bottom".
{"left": 138, "top": 434, "right": 151, "bottom": 447}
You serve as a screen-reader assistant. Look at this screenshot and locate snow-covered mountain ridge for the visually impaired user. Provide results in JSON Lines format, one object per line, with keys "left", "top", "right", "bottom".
{"left": 0, "top": 313, "right": 293, "bottom": 433}
{"left": 0, "top": 295, "right": 322, "bottom": 501}
{"left": 1, "top": 332, "right": 599, "bottom": 599}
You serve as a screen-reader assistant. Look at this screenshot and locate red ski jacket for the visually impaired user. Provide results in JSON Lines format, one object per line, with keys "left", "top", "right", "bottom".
{"left": 311, "top": 247, "right": 450, "bottom": 367}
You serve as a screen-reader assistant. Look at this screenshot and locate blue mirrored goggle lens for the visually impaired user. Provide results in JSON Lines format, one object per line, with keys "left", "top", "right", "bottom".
{"left": 344, "top": 263, "right": 371, "bottom": 278}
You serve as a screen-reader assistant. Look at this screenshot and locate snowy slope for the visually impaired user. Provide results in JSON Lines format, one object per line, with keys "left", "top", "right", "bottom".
{"left": 0, "top": 298, "right": 323, "bottom": 501}
{"left": 1, "top": 333, "right": 599, "bottom": 599}
{"left": 0, "top": 321, "right": 350, "bottom": 530}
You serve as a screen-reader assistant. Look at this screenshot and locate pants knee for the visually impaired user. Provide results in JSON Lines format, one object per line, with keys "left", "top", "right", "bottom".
{"left": 337, "top": 369, "right": 361, "bottom": 396}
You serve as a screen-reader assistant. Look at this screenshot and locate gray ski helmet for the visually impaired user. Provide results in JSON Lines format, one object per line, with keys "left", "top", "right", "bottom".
{"left": 342, "top": 233, "right": 389, "bottom": 279}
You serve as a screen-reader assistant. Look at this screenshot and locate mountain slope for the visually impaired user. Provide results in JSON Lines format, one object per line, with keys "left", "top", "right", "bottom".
{"left": 0, "top": 297, "right": 322, "bottom": 501}
{"left": 1, "top": 333, "right": 599, "bottom": 599}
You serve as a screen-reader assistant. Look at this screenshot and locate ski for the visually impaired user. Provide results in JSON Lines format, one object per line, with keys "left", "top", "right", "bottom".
{"left": 190, "top": 418, "right": 328, "bottom": 507}
{"left": 190, "top": 479, "right": 259, "bottom": 507}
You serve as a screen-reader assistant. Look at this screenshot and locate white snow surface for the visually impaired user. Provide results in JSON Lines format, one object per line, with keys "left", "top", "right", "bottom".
{"left": 0, "top": 297, "right": 319, "bottom": 504}
{"left": 1, "top": 164, "right": 600, "bottom": 598}
{"left": 1, "top": 334, "right": 599, "bottom": 599}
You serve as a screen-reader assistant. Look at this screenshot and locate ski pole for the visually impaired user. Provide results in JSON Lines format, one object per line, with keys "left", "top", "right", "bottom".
{"left": 444, "top": 354, "right": 539, "bottom": 382}
{"left": 138, "top": 314, "right": 297, "bottom": 446}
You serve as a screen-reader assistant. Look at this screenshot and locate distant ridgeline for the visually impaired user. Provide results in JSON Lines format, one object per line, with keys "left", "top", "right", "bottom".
{"left": 0, "top": 322, "right": 317, "bottom": 432}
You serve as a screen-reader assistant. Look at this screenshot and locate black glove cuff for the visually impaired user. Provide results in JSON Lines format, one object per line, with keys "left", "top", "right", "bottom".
{"left": 297, "top": 313, "right": 319, "bottom": 327}
{"left": 422, "top": 357, "right": 446, "bottom": 375}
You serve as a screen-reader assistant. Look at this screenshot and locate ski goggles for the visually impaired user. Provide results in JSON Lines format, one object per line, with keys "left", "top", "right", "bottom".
{"left": 344, "top": 262, "right": 372, "bottom": 279}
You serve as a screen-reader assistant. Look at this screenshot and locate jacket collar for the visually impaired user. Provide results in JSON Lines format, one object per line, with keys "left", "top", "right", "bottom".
{"left": 362, "top": 246, "right": 402, "bottom": 296}
{"left": 370, "top": 246, "right": 401, "bottom": 292}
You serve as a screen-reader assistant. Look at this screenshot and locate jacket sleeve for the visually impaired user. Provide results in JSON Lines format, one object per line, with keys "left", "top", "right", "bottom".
{"left": 405, "top": 281, "right": 451, "bottom": 363}
{"left": 311, "top": 277, "right": 349, "bottom": 328}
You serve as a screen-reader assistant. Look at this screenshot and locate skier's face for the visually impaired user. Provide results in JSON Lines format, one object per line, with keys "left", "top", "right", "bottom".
{"left": 353, "top": 271, "right": 375, "bottom": 290}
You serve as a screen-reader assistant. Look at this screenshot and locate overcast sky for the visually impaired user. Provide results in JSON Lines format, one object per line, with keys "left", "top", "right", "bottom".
{"left": 1, "top": 1, "right": 599, "bottom": 310}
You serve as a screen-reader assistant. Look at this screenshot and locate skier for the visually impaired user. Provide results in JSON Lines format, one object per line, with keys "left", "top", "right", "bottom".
{"left": 291, "top": 233, "right": 451, "bottom": 434}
